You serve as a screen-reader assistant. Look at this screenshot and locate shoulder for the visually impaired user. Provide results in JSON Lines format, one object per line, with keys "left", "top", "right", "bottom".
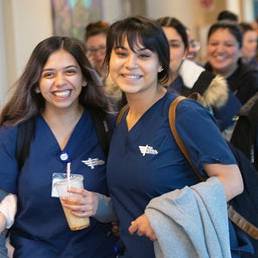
{"left": 0, "top": 125, "right": 17, "bottom": 163}
{"left": 174, "top": 97, "right": 210, "bottom": 116}
{"left": 236, "top": 62, "right": 258, "bottom": 82}
{"left": 0, "top": 125, "right": 17, "bottom": 144}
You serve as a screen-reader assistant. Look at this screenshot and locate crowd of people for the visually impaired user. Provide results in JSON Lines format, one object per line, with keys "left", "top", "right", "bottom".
{"left": 0, "top": 8, "right": 257, "bottom": 258}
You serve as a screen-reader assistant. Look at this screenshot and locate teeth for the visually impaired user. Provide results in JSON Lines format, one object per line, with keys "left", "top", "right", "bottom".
{"left": 53, "top": 90, "right": 70, "bottom": 97}
{"left": 123, "top": 74, "right": 141, "bottom": 79}
{"left": 214, "top": 56, "right": 225, "bottom": 61}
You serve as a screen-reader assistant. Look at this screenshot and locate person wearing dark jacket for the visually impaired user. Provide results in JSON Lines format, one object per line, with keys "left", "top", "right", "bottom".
{"left": 231, "top": 92, "right": 258, "bottom": 170}
{"left": 230, "top": 92, "right": 258, "bottom": 258}
{"left": 205, "top": 21, "right": 258, "bottom": 139}
{"left": 157, "top": 17, "right": 230, "bottom": 132}
{"left": 205, "top": 21, "right": 258, "bottom": 104}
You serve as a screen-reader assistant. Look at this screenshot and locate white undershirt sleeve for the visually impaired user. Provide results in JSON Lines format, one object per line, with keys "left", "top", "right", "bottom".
{"left": 0, "top": 194, "right": 17, "bottom": 229}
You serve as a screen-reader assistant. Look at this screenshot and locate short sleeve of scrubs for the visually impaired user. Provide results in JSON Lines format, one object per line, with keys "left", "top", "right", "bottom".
{"left": 0, "top": 126, "right": 18, "bottom": 193}
{"left": 175, "top": 99, "right": 236, "bottom": 172}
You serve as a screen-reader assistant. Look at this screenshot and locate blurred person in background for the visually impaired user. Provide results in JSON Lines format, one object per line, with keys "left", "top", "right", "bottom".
{"left": 84, "top": 21, "right": 109, "bottom": 79}
{"left": 205, "top": 21, "right": 257, "bottom": 104}
{"left": 84, "top": 21, "right": 123, "bottom": 111}
{"left": 186, "top": 28, "right": 201, "bottom": 62}
{"left": 239, "top": 22, "right": 258, "bottom": 69}
{"left": 217, "top": 10, "right": 239, "bottom": 22}
{"left": 205, "top": 21, "right": 258, "bottom": 139}
{"left": 157, "top": 16, "right": 228, "bottom": 131}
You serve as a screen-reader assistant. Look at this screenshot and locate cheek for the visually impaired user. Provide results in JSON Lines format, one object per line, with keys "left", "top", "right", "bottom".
{"left": 230, "top": 49, "right": 240, "bottom": 60}
{"left": 109, "top": 59, "right": 121, "bottom": 77}
{"left": 207, "top": 46, "right": 214, "bottom": 56}
{"left": 38, "top": 79, "right": 48, "bottom": 92}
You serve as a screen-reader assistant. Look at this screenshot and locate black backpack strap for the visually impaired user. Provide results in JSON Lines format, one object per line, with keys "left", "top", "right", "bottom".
{"left": 16, "top": 118, "right": 35, "bottom": 170}
{"left": 90, "top": 109, "right": 111, "bottom": 156}
{"left": 190, "top": 71, "right": 215, "bottom": 96}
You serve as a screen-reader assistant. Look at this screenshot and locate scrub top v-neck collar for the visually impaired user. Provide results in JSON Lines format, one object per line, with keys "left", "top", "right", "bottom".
{"left": 123, "top": 92, "right": 168, "bottom": 137}
{"left": 38, "top": 110, "right": 90, "bottom": 160}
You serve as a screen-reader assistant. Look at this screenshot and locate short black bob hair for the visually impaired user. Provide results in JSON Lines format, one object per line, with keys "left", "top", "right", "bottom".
{"left": 104, "top": 16, "right": 170, "bottom": 84}
{"left": 207, "top": 21, "right": 242, "bottom": 49}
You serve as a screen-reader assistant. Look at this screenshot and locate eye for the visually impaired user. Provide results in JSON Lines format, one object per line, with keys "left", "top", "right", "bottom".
{"left": 169, "top": 43, "right": 182, "bottom": 48}
{"left": 137, "top": 49, "right": 153, "bottom": 59}
{"left": 114, "top": 50, "right": 128, "bottom": 58}
{"left": 209, "top": 42, "right": 218, "bottom": 47}
{"left": 42, "top": 71, "right": 55, "bottom": 79}
{"left": 138, "top": 53, "right": 151, "bottom": 59}
{"left": 225, "top": 43, "right": 235, "bottom": 47}
{"left": 65, "top": 69, "right": 77, "bottom": 75}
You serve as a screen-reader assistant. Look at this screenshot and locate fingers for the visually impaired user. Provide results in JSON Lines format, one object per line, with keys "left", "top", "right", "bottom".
{"left": 61, "top": 189, "right": 98, "bottom": 217}
{"left": 128, "top": 215, "right": 157, "bottom": 241}
{"left": 128, "top": 221, "right": 138, "bottom": 234}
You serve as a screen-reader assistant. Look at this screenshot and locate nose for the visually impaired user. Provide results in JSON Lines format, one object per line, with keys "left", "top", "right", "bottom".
{"left": 95, "top": 51, "right": 105, "bottom": 62}
{"left": 215, "top": 43, "right": 225, "bottom": 53}
{"left": 55, "top": 72, "right": 66, "bottom": 86}
{"left": 125, "top": 54, "right": 138, "bottom": 69}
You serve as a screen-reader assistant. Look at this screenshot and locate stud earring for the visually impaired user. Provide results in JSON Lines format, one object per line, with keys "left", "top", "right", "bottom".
{"left": 35, "top": 87, "right": 40, "bottom": 93}
{"left": 158, "top": 66, "right": 163, "bottom": 73}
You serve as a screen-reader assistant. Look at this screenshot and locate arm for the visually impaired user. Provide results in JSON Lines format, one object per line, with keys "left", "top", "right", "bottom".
{"left": 204, "top": 163, "right": 243, "bottom": 201}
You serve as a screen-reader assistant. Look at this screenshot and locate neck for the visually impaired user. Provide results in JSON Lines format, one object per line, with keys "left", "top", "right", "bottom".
{"left": 214, "top": 62, "right": 238, "bottom": 78}
{"left": 126, "top": 86, "right": 166, "bottom": 130}
{"left": 42, "top": 104, "right": 83, "bottom": 127}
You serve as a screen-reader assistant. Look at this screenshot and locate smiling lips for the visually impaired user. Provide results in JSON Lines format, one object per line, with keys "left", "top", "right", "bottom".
{"left": 121, "top": 73, "right": 142, "bottom": 80}
{"left": 52, "top": 90, "right": 72, "bottom": 98}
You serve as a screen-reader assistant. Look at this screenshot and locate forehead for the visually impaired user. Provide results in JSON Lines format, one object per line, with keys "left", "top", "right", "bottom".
{"left": 114, "top": 34, "right": 146, "bottom": 50}
{"left": 244, "top": 30, "right": 257, "bottom": 38}
{"left": 43, "top": 49, "right": 79, "bottom": 68}
{"left": 86, "top": 33, "right": 106, "bottom": 46}
{"left": 162, "top": 27, "right": 182, "bottom": 40}
{"left": 209, "top": 28, "right": 237, "bottom": 41}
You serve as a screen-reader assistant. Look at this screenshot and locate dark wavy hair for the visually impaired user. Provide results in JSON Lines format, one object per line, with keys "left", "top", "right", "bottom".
{"left": 104, "top": 16, "right": 170, "bottom": 84}
{"left": 0, "top": 36, "right": 110, "bottom": 126}
{"left": 157, "top": 16, "right": 189, "bottom": 50}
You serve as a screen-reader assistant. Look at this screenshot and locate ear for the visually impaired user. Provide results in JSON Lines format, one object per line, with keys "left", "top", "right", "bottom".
{"left": 35, "top": 87, "right": 40, "bottom": 93}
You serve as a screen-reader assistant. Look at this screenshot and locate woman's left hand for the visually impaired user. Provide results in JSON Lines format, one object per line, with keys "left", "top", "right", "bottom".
{"left": 61, "top": 188, "right": 98, "bottom": 218}
{"left": 128, "top": 214, "right": 157, "bottom": 241}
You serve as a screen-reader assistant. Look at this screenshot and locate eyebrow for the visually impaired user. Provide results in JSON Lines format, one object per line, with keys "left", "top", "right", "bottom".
{"left": 168, "top": 39, "right": 182, "bottom": 43}
{"left": 115, "top": 46, "right": 148, "bottom": 51}
{"left": 42, "top": 65, "right": 78, "bottom": 72}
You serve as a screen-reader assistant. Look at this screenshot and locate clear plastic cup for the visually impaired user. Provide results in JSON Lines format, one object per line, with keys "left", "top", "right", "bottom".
{"left": 55, "top": 174, "right": 90, "bottom": 231}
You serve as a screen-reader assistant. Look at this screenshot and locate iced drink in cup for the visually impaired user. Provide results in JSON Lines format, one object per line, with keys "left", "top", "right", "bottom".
{"left": 55, "top": 174, "right": 90, "bottom": 231}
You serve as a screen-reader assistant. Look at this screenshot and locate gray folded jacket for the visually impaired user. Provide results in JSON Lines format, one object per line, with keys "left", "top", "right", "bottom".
{"left": 145, "top": 177, "right": 231, "bottom": 258}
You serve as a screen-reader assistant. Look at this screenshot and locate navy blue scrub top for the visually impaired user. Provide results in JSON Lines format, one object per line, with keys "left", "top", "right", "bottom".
{"left": 0, "top": 111, "right": 116, "bottom": 258}
{"left": 107, "top": 92, "right": 248, "bottom": 258}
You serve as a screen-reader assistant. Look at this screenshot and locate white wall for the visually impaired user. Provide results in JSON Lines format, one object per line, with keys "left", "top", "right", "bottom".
{"left": 4, "top": 0, "right": 53, "bottom": 90}
{"left": 0, "top": 1, "right": 7, "bottom": 105}
{"left": 242, "top": 0, "right": 254, "bottom": 21}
